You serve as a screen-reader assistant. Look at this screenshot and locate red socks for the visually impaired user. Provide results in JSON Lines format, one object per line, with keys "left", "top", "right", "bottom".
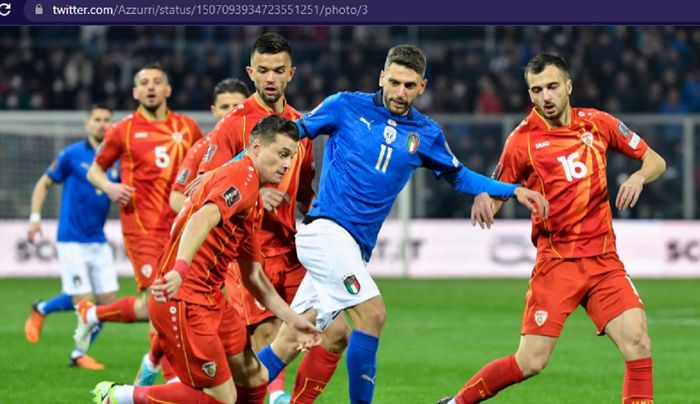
{"left": 267, "top": 369, "right": 286, "bottom": 394}
{"left": 96, "top": 296, "right": 137, "bottom": 323}
{"left": 455, "top": 355, "right": 525, "bottom": 404}
{"left": 235, "top": 383, "right": 267, "bottom": 404}
{"left": 623, "top": 357, "right": 653, "bottom": 404}
{"left": 291, "top": 345, "right": 342, "bottom": 403}
{"left": 134, "top": 383, "right": 224, "bottom": 403}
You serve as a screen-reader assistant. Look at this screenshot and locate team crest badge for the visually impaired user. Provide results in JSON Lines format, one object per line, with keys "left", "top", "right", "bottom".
{"left": 202, "top": 361, "right": 217, "bottom": 377}
{"left": 406, "top": 132, "right": 420, "bottom": 154}
{"left": 141, "top": 264, "right": 152, "bottom": 278}
{"left": 580, "top": 132, "right": 594, "bottom": 147}
{"left": 534, "top": 310, "right": 548, "bottom": 327}
{"left": 383, "top": 126, "right": 397, "bottom": 144}
{"left": 222, "top": 186, "right": 241, "bottom": 208}
{"left": 176, "top": 168, "right": 190, "bottom": 185}
{"left": 171, "top": 132, "right": 183, "bottom": 143}
{"left": 343, "top": 274, "right": 361, "bottom": 295}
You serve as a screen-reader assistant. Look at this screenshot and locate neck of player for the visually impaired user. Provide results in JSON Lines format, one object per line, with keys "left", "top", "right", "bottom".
{"left": 545, "top": 105, "right": 571, "bottom": 128}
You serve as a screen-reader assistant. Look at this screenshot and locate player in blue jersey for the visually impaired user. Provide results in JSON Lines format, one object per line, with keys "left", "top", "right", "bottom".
{"left": 24, "top": 104, "right": 120, "bottom": 370}
{"left": 256, "top": 45, "right": 550, "bottom": 403}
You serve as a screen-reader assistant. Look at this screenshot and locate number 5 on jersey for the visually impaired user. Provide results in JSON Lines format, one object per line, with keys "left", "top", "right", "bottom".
{"left": 375, "top": 144, "right": 393, "bottom": 173}
{"left": 155, "top": 145, "right": 170, "bottom": 168}
{"left": 556, "top": 151, "right": 587, "bottom": 182}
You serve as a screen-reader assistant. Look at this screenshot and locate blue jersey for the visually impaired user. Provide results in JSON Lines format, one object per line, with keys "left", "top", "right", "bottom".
{"left": 45, "top": 140, "right": 119, "bottom": 243}
{"left": 297, "top": 90, "right": 519, "bottom": 261}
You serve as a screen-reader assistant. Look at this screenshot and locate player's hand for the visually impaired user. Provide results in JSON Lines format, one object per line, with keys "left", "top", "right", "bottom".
{"left": 616, "top": 172, "right": 645, "bottom": 210}
{"left": 290, "top": 317, "right": 322, "bottom": 352}
{"left": 27, "top": 222, "right": 43, "bottom": 244}
{"left": 184, "top": 174, "right": 204, "bottom": 197}
{"left": 105, "top": 182, "right": 135, "bottom": 207}
{"left": 514, "top": 187, "right": 549, "bottom": 219}
{"left": 260, "top": 188, "right": 290, "bottom": 211}
{"left": 151, "top": 271, "right": 183, "bottom": 303}
{"left": 471, "top": 192, "right": 496, "bottom": 229}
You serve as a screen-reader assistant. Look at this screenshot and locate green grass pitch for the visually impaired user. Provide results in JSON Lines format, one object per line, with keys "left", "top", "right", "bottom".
{"left": 2, "top": 278, "right": 699, "bottom": 403}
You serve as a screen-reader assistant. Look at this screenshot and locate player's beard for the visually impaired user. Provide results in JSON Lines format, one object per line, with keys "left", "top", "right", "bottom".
{"left": 383, "top": 93, "right": 411, "bottom": 115}
{"left": 258, "top": 88, "right": 282, "bottom": 106}
{"left": 141, "top": 101, "right": 163, "bottom": 114}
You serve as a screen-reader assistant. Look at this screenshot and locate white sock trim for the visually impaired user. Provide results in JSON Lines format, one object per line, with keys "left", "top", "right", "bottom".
{"left": 114, "top": 385, "right": 135, "bottom": 404}
{"left": 86, "top": 306, "right": 99, "bottom": 326}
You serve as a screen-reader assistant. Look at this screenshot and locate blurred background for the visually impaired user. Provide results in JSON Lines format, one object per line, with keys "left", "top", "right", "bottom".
{"left": 0, "top": 25, "right": 696, "bottom": 224}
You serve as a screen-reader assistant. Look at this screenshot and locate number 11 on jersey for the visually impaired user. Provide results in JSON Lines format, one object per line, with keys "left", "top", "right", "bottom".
{"left": 375, "top": 144, "right": 393, "bottom": 173}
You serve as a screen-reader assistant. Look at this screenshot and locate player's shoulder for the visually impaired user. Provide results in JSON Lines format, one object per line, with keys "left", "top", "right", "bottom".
{"left": 575, "top": 107, "right": 610, "bottom": 121}
{"left": 110, "top": 114, "right": 135, "bottom": 132}
{"left": 170, "top": 111, "right": 200, "bottom": 127}
{"left": 329, "top": 91, "right": 370, "bottom": 106}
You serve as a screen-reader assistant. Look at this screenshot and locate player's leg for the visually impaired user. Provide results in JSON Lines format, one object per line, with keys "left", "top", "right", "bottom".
{"left": 584, "top": 254, "right": 652, "bottom": 404}
{"left": 292, "top": 314, "right": 351, "bottom": 403}
{"left": 441, "top": 257, "right": 585, "bottom": 404}
{"left": 94, "top": 379, "right": 233, "bottom": 404}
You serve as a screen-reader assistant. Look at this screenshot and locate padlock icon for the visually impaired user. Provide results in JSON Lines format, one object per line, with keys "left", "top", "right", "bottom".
{"left": 35, "top": 4, "right": 43, "bottom": 15}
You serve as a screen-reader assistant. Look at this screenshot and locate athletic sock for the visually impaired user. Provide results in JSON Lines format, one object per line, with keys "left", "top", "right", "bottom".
{"left": 257, "top": 345, "right": 287, "bottom": 382}
{"left": 292, "top": 345, "right": 342, "bottom": 403}
{"left": 235, "top": 383, "right": 267, "bottom": 404}
{"left": 346, "top": 329, "right": 379, "bottom": 404}
{"left": 37, "top": 293, "right": 74, "bottom": 315}
{"left": 455, "top": 355, "right": 525, "bottom": 404}
{"left": 96, "top": 296, "right": 137, "bottom": 323}
{"left": 623, "top": 357, "right": 653, "bottom": 404}
{"left": 134, "top": 383, "right": 224, "bottom": 404}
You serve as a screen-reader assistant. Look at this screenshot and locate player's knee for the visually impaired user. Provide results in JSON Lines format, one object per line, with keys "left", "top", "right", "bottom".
{"left": 622, "top": 328, "right": 652, "bottom": 359}
{"left": 134, "top": 296, "right": 149, "bottom": 320}
{"left": 324, "top": 318, "right": 351, "bottom": 353}
{"left": 516, "top": 352, "right": 550, "bottom": 377}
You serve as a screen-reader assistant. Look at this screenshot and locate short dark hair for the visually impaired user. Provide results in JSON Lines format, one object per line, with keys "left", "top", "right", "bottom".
{"left": 384, "top": 45, "right": 426, "bottom": 77}
{"left": 524, "top": 53, "right": 569, "bottom": 81}
{"left": 249, "top": 115, "right": 299, "bottom": 145}
{"left": 251, "top": 33, "right": 292, "bottom": 60}
{"left": 134, "top": 62, "right": 169, "bottom": 85}
{"left": 88, "top": 103, "right": 111, "bottom": 115}
{"left": 212, "top": 78, "right": 250, "bottom": 104}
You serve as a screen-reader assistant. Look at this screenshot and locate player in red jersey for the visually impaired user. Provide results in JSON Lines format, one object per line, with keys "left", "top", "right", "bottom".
{"left": 439, "top": 53, "right": 666, "bottom": 404}
{"left": 74, "top": 63, "right": 203, "bottom": 379}
{"left": 195, "top": 33, "right": 351, "bottom": 404}
{"left": 92, "top": 115, "right": 321, "bottom": 404}
{"left": 169, "top": 78, "right": 250, "bottom": 213}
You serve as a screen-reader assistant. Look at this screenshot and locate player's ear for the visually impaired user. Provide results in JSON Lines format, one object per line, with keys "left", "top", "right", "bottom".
{"left": 210, "top": 105, "right": 216, "bottom": 116}
{"left": 165, "top": 84, "right": 172, "bottom": 98}
{"left": 418, "top": 78, "right": 427, "bottom": 95}
{"left": 566, "top": 79, "right": 572, "bottom": 96}
{"left": 288, "top": 66, "right": 296, "bottom": 82}
{"left": 378, "top": 70, "right": 385, "bottom": 87}
{"left": 246, "top": 66, "right": 254, "bottom": 81}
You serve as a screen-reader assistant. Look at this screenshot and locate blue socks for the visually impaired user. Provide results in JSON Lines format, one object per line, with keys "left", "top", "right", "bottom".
{"left": 36, "top": 293, "right": 74, "bottom": 316}
{"left": 347, "top": 329, "right": 380, "bottom": 404}
{"left": 257, "top": 345, "right": 287, "bottom": 382}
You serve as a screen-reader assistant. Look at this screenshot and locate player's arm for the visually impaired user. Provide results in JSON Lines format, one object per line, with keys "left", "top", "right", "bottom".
{"left": 151, "top": 202, "right": 221, "bottom": 302}
{"left": 87, "top": 163, "right": 134, "bottom": 208}
{"left": 616, "top": 147, "right": 666, "bottom": 210}
{"left": 27, "top": 174, "right": 54, "bottom": 244}
{"left": 169, "top": 190, "right": 186, "bottom": 213}
{"left": 238, "top": 257, "right": 321, "bottom": 348}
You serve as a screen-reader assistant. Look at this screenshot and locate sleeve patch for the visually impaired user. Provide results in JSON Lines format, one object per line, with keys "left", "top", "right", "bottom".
{"left": 222, "top": 186, "right": 241, "bottom": 208}
{"left": 176, "top": 168, "right": 190, "bottom": 185}
{"left": 617, "top": 121, "right": 631, "bottom": 137}
{"left": 203, "top": 144, "right": 217, "bottom": 163}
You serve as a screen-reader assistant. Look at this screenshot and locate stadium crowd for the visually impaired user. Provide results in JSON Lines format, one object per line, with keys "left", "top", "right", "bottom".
{"left": 0, "top": 26, "right": 696, "bottom": 219}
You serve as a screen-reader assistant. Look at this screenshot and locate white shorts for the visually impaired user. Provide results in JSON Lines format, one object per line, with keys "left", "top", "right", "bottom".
{"left": 56, "top": 242, "right": 119, "bottom": 296}
{"left": 292, "top": 219, "right": 380, "bottom": 330}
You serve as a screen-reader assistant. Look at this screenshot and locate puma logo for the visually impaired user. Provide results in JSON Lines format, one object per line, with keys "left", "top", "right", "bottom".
{"left": 359, "top": 117, "right": 373, "bottom": 130}
{"left": 361, "top": 374, "right": 376, "bottom": 384}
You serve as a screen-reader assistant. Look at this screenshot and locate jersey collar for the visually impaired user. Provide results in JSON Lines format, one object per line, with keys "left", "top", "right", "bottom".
{"left": 373, "top": 89, "right": 414, "bottom": 120}
{"left": 252, "top": 92, "right": 288, "bottom": 114}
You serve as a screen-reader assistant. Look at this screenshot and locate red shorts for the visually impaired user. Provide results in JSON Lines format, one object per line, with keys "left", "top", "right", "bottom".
{"left": 522, "top": 252, "right": 644, "bottom": 337}
{"left": 150, "top": 295, "right": 248, "bottom": 388}
{"left": 226, "top": 250, "right": 306, "bottom": 326}
{"left": 123, "top": 233, "right": 168, "bottom": 292}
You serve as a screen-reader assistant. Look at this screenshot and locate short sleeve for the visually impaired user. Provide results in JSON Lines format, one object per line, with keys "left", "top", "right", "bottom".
{"left": 599, "top": 113, "right": 648, "bottom": 160}
{"left": 201, "top": 167, "right": 254, "bottom": 224}
{"left": 198, "top": 116, "right": 245, "bottom": 173}
{"left": 296, "top": 93, "right": 342, "bottom": 139}
{"left": 237, "top": 222, "right": 262, "bottom": 262}
{"left": 45, "top": 149, "right": 71, "bottom": 183}
{"left": 95, "top": 124, "right": 124, "bottom": 170}
{"left": 172, "top": 137, "right": 209, "bottom": 193}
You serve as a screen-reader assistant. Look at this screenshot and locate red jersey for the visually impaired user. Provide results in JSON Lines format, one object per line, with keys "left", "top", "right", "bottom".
{"left": 159, "top": 155, "right": 264, "bottom": 307}
{"left": 199, "top": 95, "right": 315, "bottom": 257}
{"left": 495, "top": 107, "right": 649, "bottom": 259}
{"left": 171, "top": 136, "right": 210, "bottom": 193}
{"left": 96, "top": 107, "right": 202, "bottom": 237}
